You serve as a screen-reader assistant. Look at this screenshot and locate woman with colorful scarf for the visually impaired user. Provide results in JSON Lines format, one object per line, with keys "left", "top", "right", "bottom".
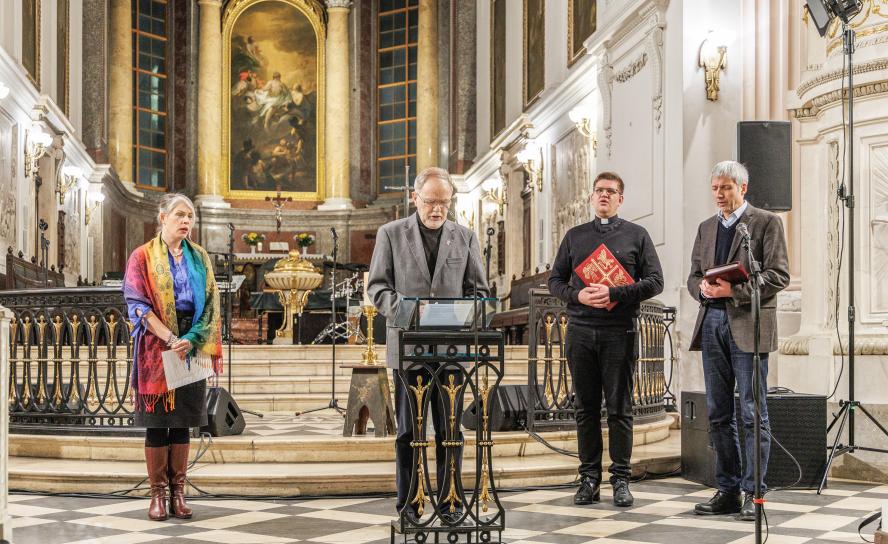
{"left": 123, "top": 193, "right": 223, "bottom": 521}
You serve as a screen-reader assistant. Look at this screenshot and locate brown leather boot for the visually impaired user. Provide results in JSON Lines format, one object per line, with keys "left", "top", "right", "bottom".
{"left": 168, "top": 443, "right": 193, "bottom": 519}
{"left": 145, "top": 446, "right": 169, "bottom": 521}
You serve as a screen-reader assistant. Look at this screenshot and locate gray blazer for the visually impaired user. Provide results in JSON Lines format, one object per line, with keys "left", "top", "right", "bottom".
{"left": 687, "top": 204, "right": 790, "bottom": 353}
{"left": 367, "top": 214, "right": 489, "bottom": 368}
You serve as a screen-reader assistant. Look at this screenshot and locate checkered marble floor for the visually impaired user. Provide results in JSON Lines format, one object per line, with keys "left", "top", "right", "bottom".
{"left": 7, "top": 478, "right": 887, "bottom": 543}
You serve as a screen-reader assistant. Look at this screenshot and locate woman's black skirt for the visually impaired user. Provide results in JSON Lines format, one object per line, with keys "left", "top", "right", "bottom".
{"left": 134, "top": 311, "right": 209, "bottom": 429}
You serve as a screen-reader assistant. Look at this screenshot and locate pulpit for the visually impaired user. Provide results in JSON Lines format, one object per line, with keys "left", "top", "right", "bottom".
{"left": 392, "top": 297, "right": 505, "bottom": 544}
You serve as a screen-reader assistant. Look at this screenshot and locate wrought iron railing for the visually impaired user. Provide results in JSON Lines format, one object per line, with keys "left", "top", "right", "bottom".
{"left": 0, "top": 287, "right": 136, "bottom": 432}
{"left": 526, "top": 288, "right": 668, "bottom": 432}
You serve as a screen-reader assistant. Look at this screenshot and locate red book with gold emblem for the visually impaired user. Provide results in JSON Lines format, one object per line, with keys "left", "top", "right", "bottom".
{"left": 573, "top": 243, "right": 635, "bottom": 311}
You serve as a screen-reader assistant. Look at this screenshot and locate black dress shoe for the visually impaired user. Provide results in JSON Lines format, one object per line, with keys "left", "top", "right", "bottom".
{"left": 612, "top": 479, "right": 634, "bottom": 507}
{"left": 574, "top": 476, "right": 601, "bottom": 505}
{"left": 694, "top": 490, "right": 742, "bottom": 515}
{"left": 397, "top": 508, "right": 421, "bottom": 526}
{"left": 736, "top": 492, "right": 756, "bottom": 521}
{"left": 439, "top": 510, "right": 465, "bottom": 526}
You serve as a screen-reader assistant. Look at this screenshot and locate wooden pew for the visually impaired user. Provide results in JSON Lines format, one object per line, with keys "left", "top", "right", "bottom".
{"left": 489, "top": 269, "right": 550, "bottom": 344}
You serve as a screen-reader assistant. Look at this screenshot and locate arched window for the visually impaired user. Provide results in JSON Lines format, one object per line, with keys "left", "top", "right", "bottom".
{"left": 376, "top": 0, "right": 418, "bottom": 194}
{"left": 132, "top": 0, "right": 169, "bottom": 190}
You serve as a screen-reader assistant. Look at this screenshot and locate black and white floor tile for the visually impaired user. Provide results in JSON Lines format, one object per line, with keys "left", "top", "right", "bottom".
{"left": 7, "top": 478, "right": 886, "bottom": 543}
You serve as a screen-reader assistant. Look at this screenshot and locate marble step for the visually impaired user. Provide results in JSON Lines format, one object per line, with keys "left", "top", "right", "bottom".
{"left": 8, "top": 433, "right": 680, "bottom": 496}
{"left": 8, "top": 416, "right": 672, "bottom": 463}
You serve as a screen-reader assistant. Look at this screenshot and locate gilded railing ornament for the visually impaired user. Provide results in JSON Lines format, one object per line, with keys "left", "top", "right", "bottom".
{"left": 408, "top": 375, "right": 430, "bottom": 516}
{"left": 477, "top": 372, "right": 493, "bottom": 512}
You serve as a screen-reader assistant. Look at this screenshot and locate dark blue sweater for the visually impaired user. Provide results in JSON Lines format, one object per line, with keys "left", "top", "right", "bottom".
{"left": 548, "top": 216, "right": 664, "bottom": 329}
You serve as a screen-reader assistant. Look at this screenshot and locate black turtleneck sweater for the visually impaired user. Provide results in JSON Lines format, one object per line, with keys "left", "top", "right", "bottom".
{"left": 548, "top": 216, "right": 664, "bottom": 328}
{"left": 417, "top": 214, "right": 443, "bottom": 279}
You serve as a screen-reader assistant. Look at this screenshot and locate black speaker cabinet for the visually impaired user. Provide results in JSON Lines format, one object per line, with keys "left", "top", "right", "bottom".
{"left": 737, "top": 121, "right": 792, "bottom": 211}
{"left": 681, "top": 391, "right": 827, "bottom": 489}
{"left": 202, "top": 386, "right": 246, "bottom": 437}
{"left": 463, "top": 385, "right": 533, "bottom": 432}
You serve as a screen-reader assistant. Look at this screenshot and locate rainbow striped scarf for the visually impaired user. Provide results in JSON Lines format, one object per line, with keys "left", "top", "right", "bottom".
{"left": 123, "top": 235, "right": 223, "bottom": 412}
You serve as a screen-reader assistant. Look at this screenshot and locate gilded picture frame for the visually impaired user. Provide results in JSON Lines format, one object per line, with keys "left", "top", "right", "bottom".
{"left": 222, "top": 0, "right": 326, "bottom": 201}
{"left": 568, "top": 0, "right": 596, "bottom": 67}
{"left": 523, "top": 0, "right": 545, "bottom": 109}
{"left": 22, "top": 0, "right": 41, "bottom": 89}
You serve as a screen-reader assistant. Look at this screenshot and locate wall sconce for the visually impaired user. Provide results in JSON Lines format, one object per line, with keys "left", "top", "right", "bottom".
{"left": 516, "top": 139, "right": 544, "bottom": 192}
{"left": 481, "top": 177, "right": 506, "bottom": 216}
{"left": 458, "top": 209, "right": 475, "bottom": 230}
{"left": 85, "top": 190, "right": 105, "bottom": 226}
{"left": 568, "top": 104, "right": 595, "bottom": 138}
{"left": 24, "top": 124, "right": 53, "bottom": 179}
{"left": 568, "top": 103, "right": 598, "bottom": 156}
{"left": 699, "top": 33, "right": 727, "bottom": 101}
{"left": 0, "top": 82, "right": 10, "bottom": 99}
{"left": 58, "top": 165, "right": 83, "bottom": 206}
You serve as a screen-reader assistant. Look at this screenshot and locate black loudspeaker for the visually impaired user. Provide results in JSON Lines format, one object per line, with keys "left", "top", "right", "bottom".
{"left": 202, "top": 386, "right": 246, "bottom": 436}
{"left": 737, "top": 121, "right": 792, "bottom": 211}
{"left": 681, "top": 391, "right": 827, "bottom": 489}
{"left": 463, "top": 385, "right": 530, "bottom": 432}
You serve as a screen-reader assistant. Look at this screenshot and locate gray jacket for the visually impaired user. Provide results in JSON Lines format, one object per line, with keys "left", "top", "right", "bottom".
{"left": 367, "top": 214, "right": 489, "bottom": 368}
{"left": 687, "top": 204, "right": 790, "bottom": 353}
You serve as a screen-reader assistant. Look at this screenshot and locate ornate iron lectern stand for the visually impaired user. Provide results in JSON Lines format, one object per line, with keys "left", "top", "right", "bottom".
{"left": 392, "top": 298, "right": 505, "bottom": 544}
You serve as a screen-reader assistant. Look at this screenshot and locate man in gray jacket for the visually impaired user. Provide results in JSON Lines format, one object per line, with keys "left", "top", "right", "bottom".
{"left": 687, "top": 160, "right": 790, "bottom": 521}
{"left": 367, "top": 167, "right": 488, "bottom": 524}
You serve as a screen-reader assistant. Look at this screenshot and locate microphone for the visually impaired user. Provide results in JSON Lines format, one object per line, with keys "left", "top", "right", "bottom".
{"left": 330, "top": 227, "right": 338, "bottom": 240}
{"left": 737, "top": 222, "right": 750, "bottom": 240}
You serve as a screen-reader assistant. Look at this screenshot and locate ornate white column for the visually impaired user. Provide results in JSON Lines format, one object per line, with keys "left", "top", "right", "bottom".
{"left": 416, "top": 0, "right": 439, "bottom": 171}
{"left": 196, "top": 0, "right": 228, "bottom": 208}
{"left": 108, "top": 0, "right": 133, "bottom": 187}
{"left": 318, "top": 0, "right": 354, "bottom": 210}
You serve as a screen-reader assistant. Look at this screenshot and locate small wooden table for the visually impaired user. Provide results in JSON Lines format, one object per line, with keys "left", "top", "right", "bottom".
{"left": 341, "top": 364, "right": 396, "bottom": 437}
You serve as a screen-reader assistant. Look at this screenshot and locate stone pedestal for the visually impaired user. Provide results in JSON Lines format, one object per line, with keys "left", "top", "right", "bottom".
{"left": 342, "top": 364, "right": 396, "bottom": 437}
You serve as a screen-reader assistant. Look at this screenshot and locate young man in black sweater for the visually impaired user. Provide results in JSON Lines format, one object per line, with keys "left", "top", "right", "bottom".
{"left": 548, "top": 171, "right": 664, "bottom": 507}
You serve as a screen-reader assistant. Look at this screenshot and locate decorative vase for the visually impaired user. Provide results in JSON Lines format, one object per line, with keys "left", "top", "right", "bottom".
{"left": 250, "top": 245, "right": 256, "bottom": 254}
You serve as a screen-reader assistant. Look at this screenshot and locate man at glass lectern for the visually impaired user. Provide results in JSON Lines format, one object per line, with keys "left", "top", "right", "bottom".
{"left": 549, "top": 171, "right": 664, "bottom": 508}
{"left": 367, "top": 166, "right": 489, "bottom": 524}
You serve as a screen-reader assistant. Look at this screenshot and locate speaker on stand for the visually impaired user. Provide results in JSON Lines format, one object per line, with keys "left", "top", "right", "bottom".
{"left": 737, "top": 121, "right": 792, "bottom": 212}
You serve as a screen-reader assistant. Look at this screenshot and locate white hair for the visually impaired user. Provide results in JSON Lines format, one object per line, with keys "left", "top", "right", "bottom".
{"left": 711, "top": 160, "right": 749, "bottom": 186}
{"left": 413, "top": 167, "right": 456, "bottom": 195}
{"left": 157, "top": 193, "right": 196, "bottom": 227}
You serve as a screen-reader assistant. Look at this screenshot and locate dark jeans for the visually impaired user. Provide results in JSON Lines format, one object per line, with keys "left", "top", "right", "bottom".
{"left": 566, "top": 324, "right": 636, "bottom": 483}
{"left": 701, "top": 307, "right": 771, "bottom": 494}
{"left": 394, "top": 364, "right": 464, "bottom": 514}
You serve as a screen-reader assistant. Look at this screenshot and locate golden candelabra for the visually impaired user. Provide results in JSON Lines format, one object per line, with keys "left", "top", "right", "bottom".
{"left": 361, "top": 305, "right": 380, "bottom": 365}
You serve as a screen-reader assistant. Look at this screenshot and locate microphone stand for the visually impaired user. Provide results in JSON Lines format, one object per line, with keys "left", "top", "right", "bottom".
{"left": 741, "top": 228, "right": 765, "bottom": 544}
{"left": 483, "top": 226, "right": 495, "bottom": 282}
{"left": 224, "top": 224, "right": 263, "bottom": 418}
{"left": 297, "top": 228, "right": 344, "bottom": 416}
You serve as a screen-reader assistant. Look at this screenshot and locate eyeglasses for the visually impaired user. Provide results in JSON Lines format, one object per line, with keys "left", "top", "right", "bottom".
{"left": 416, "top": 194, "right": 452, "bottom": 209}
{"left": 593, "top": 187, "right": 622, "bottom": 197}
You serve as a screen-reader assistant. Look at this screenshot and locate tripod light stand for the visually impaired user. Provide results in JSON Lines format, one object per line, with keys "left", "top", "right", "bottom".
{"left": 804, "top": 0, "right": 888, "bottom": 494}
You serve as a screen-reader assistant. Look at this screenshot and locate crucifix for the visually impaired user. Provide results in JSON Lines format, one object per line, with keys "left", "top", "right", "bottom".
{"left": 265, "top": 186, "right": 293, "bottom": 233}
